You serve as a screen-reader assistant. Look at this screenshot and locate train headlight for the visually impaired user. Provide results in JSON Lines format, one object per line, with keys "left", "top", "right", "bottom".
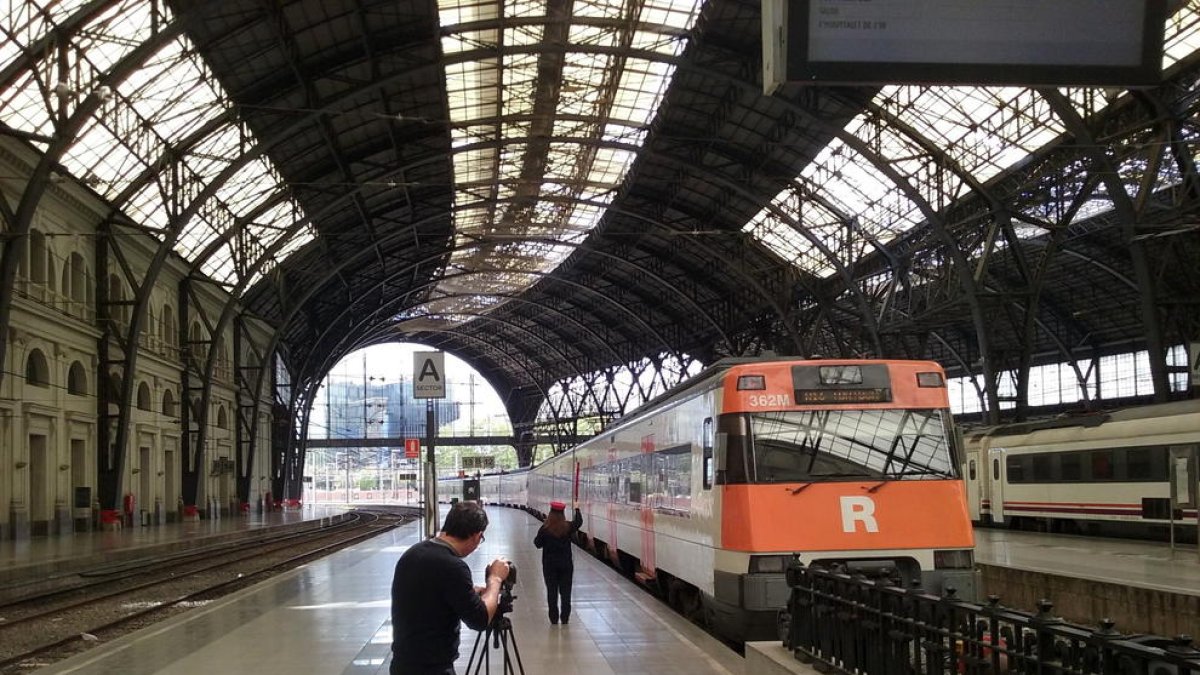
{"left": 749, "top": 555, "right": 788, "bottom": 574}
{"left": 933, "top": 549, "right": 974, "bottom": 569}
{"left": 916, "top": 372, "right": 945, "bottom": 387}
{"left": 737, "top": 375, "right": 766, "bottom": 390}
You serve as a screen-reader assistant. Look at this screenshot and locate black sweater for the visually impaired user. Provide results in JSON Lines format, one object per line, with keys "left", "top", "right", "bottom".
{"left": 391, "top": 538, "right": 488, "bottom": 673}
{"left": 533, "top": 509, "right": 583, "bottom": 567}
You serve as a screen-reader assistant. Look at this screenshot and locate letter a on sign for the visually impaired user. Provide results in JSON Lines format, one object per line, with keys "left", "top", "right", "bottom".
{"left": 413, "top": 351, "right": 446, "bottom": 399}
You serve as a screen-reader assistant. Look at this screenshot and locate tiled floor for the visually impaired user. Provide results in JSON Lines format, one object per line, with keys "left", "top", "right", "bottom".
{"left": 37, "top": 507, "right": 745, "bottom": 675}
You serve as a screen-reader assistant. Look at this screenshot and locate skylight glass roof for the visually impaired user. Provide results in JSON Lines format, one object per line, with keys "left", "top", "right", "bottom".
{"left": 744, "top": 7, "right": 1200, "bottom": 278}
{"left": 2, "top": 0, "right": 1196, "bottom": 308}
{"left": 420, "top": 0, "right": 702, "bottom": 327}
{"left": 0, "top": 0, "right": 313, "bottom": 288}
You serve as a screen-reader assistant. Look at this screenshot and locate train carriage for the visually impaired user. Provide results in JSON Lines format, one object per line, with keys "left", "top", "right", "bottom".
{"left": 963, "top": 399, "right": 1200, "bottom": 541}
{"left": 463, "top": 358, "right": 977, "bottom": 641}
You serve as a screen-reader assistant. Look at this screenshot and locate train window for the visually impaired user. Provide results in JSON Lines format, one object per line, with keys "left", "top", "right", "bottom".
{"left": 660, "top": 446, "right": 692, "bottom": 511}
{"left": 1059, "top": 453, "right": 1082, "bottom": 481}
{"left": 1090, "top": 450, "right": 1113, "bottom": 480}
{"left": 743, "top": 408, "right": 953, "bottom": 482}
{"left": 968, "top": 460, "right": 976, "bottom": 481}
{"left": 992, "top": 458, "right": 999, "bottom": 480}
{"left": 1032, "top": 455, "right": 1053, "bottom": 481}
{"left": 1150, "top": 447, "right": 1169, "bottom": 481}
{"left": 1005, "top": 456, "right": 1025, "bottom": 483}
{"left": 717, "top": 414, "right": 751, "bottom": 484}
{"left": 1128, "top": 446, "right": 1147, "bottom": 478}
{"left": 1126, "top": 447, "right": 1153, "bottom": 481}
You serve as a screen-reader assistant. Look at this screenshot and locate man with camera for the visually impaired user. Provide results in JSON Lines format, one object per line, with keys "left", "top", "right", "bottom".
{"left": 390, "top": 501, "right": 512, "bottom": 674}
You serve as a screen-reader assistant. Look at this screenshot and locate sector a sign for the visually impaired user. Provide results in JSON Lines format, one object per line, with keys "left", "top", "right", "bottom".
{"left": 413, "top": 351, "right": 446, "bottom": 399}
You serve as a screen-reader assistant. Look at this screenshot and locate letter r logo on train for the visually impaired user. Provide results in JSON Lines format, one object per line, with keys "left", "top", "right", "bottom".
{"left": 840, "top": 496, "right": 879, "bottom": 533}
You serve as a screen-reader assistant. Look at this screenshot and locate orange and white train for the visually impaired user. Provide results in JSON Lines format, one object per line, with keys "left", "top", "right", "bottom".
{"left": 446, "top": 358, "right": 977, "bottom": 641}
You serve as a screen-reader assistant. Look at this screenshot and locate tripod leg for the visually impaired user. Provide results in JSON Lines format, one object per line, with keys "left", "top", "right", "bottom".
{"left": 467, "top": 626, "right": 491, "bottom": 675}
{"left": 501, "top": 623, "right": 526, "bottom": 675}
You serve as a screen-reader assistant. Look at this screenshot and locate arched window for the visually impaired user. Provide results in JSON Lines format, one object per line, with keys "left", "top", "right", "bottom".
{"left": 161, "top": 305, "right": 176, "bottom": 346}
{"left": 162, "top": 389, "right": 177, "bottom": 417}
{"left": 69, "top": 253, "right": 87, "bottom": 304}
{"left": 190, "top": 322, "right": 206, "bottom": 362}
{"left": 61, "top": 252, "right": 92, "bottom": 319}
{"left": 137, "top": 382, "right": 152, "bottom": 410}
{"left": 28, "top": 229, "right": 46, "bottom": 284}
{"left": 68, "top": 361, "right": 88, "bottom": 395}
{"left": 217, "top": 405, "right": 229, "bottom": 429}
{"left": 25, "top": 349, "right": 50, "bottom": 387}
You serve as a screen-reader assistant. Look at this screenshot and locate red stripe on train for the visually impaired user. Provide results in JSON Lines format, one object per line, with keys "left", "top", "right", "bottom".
{"left": 1001, "top": 503, "right": 1199, "bottom": 518}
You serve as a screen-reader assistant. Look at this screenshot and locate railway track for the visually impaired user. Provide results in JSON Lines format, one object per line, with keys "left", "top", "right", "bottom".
{"left": 0, "top": 509, "right": 410, "bottom": 673}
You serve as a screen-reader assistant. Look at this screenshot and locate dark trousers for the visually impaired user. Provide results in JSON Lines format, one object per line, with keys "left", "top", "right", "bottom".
{"left": 542, "top": 562, "right": 574, "bottom": 623}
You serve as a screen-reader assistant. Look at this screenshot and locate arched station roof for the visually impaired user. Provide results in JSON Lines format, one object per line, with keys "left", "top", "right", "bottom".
{"left": 1, "top": 0, "right": 1198, "bottom": 415}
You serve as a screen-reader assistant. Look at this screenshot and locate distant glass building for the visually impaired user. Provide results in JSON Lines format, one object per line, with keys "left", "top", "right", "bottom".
{"left": 321, "top": 377, "right": 462, "bottom": 443}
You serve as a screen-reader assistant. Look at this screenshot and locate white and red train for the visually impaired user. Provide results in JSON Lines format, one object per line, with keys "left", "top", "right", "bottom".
{"left": 962, "top": 399, "right": 1199, "bottom": 542}
{"left": 444, "top": 358, "right": 977, "bottom": 641}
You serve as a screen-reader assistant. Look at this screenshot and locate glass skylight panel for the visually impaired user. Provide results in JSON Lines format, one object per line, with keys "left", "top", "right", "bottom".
{"left": 67, "top": 123, "right": 141, "bottom": 193}
{"left": 214, "top": 158, "right": 279, "bottom": 218}
{"left": 0, "top": 0, "right": 150, "bottom": 139}
{"left": 434, "top": 0, "right": 701, "bottom": 326}
{"left": 0, "top": 1, "right": 316, "bottom": 292}
{"left": 0, "top": 1, "right": 87, "bottom": 65}
{"left": 71, "top": 1, "right": 153, "bottom": 72}
{"left": 743, "top": 13, "right": 1200, "bottom": 279}
{"left": 200, "top": 253, "right": 237, "bottom": 286}
{"left": 0, "top": 72, "right": 51, "bottom": 136}
{"left": 1163, "top": 5, "right": 1200, "bottom": 68}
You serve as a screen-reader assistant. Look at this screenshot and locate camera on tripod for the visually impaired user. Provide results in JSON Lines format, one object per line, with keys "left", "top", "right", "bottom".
{"left": 469, "top": 561, "right": 526, "bottom": 674}
{"left": 496, "top": 562, "right": 517, "bottom": 616}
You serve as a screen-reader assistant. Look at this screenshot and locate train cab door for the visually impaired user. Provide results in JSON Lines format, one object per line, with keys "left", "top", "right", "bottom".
{"left": 964, "top": 454, "right": 981, "bottom": 522}
{"left": 987, "top": 447, "right": 1007, "bottom": 525}
{"left": 1169, "top": 446, "right": 1196, "bottom": 524}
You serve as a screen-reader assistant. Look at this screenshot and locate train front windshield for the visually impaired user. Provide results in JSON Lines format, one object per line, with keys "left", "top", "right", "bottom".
{"left": 723, "top": 409, "right": 958, "bottom": 483}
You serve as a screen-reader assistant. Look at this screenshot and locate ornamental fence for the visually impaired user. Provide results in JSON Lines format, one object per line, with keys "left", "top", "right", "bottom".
{"left": 780, "top": 561, "right": 1200, "bottom": 675}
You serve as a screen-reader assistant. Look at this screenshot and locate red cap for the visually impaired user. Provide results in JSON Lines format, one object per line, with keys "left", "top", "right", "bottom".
{"left": 549, "top": 500, "right": 566, "bottom": 511}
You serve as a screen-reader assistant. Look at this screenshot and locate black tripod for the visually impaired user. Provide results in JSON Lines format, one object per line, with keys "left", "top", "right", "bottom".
{"left": 465, "top": 590, "right": 525, "bottom": 675}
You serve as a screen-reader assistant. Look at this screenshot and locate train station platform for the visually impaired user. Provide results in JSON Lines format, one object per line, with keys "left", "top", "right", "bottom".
{"left": 973, "top": 527, "right": 1200, "bottom": 639}
{"left": 36, "top": 505, "right": 751, "bottom": 675}
{"left": 974, "top": 527, "right": 1200, "bottom": 595}
{"left": 0, "top": 504, "right": 351, "bottom": 596}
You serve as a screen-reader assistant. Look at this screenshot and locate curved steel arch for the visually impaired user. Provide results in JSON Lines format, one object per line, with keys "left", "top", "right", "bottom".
{"left": 239, "top": 242, "right": 690, "bottom": 480}
{"left": 289, "top": 262, "right": 685, "bottom": 387}
{"left": 180, "top": 39, "right": 878, "bottom": 320}
{"left": 813, "top": 125, "right": 1000, "bottom": 417}
{"left": 52, "top": 35, "right": 863, "bottom": 379}
{"left": 1040, "top": 88, "right": 1171, "bottom": 401}
{"left": 322, "top": 307, "right": 605, "bottom": 415}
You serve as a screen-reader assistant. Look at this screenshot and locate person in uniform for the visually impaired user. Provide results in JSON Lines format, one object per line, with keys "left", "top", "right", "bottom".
{"left": 533, "top": 500, "right": 584, "bottom": 625}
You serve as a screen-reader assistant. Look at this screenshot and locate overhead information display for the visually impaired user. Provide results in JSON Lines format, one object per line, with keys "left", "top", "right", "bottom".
{"left": 768, "top": 0, "right": 1166, "bottom": 90}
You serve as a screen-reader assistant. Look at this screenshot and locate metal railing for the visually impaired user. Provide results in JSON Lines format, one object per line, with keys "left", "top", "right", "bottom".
{"left": 781, "top": 560, "right": 1200, "bottom": 675}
